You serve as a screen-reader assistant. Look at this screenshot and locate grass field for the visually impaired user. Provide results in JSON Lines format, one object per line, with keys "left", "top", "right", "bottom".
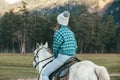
{"left": 77, "top": 54, "right": 120, "bottom": 74}
{"left": 0, "top": 53, "right": 120, "bottom": 80}
{"left": 0, "top": 53, "right": 38, "bottom": 80}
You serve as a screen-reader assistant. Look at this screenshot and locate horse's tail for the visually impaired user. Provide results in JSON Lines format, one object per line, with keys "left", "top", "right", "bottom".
{"left": 95, "top": 66, "right": 110, "bottom": 80}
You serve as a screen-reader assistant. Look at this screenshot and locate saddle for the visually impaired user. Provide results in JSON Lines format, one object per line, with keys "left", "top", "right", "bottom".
{"left": 49, "top": 57, "right": 81, "bottom": 80}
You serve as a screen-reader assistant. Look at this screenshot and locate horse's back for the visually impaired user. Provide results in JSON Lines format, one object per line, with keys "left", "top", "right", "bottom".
{"left": 69, "top": 60, "right": 98, "bottom": 80}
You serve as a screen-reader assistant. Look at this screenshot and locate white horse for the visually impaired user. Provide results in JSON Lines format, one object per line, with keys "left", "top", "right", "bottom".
{"left": 33, "top": 42, "right": 110, "bottom": 80}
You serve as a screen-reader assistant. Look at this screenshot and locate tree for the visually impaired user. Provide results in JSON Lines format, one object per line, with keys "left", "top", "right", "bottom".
{"left": 115, "top": 24, "right": 120, "bottom": 53}
{"left": 0, "top": 10, "right": 18, "bottom": 52}
{"left": 73, "top": 11, "right": 102, "bottom": 53}
{"left": 97, "top": 15, "right": 115, "bottom": 53}
{"left": 17, "top": 1, "right": 29, "bottom": 54}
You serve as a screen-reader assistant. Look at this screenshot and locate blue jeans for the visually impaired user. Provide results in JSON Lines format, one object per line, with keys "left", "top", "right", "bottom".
{"left": 41, "top": 53, "right": 73, "bottom": 80}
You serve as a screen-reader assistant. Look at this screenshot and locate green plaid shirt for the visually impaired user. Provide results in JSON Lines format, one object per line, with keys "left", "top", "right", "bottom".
{"left": 52, "top": 25, "right": 77, "bottom": 58}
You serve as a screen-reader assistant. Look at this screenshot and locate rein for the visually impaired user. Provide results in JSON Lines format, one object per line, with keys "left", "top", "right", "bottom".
{"left": 35, "top": 56, "right": 53, "bottom": 68}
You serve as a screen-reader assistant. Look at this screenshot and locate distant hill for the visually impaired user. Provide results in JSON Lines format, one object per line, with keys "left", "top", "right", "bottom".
{"left": 0, "top": 0, "right": 119, "bottom": 23}
{"left": 0, "top": 0, "right": 113, "bottom": 15}
{"left": 1, "top": 0, "right": 69, "bottom": 15}
{"left": 105, "top": 0, "right": 120, "bottom": 24}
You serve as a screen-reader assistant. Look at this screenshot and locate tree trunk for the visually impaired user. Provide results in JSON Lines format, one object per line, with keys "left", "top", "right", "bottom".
{"left": 12, "top": 40, "right": 15, "bottom": 53}
{"left": 101, "top": 44, "right": 105, "bottom": 53}
{"left": 90, "top": 46, "right": 92, "bottom": 53}
{"left": 80, "top": 41, "right": 83, "bottom": 54}
{"left": 21, "top": 33, "right": 26, "bottom": 54}
{"left": 21, "top": 42, "right": 25, "bottom": 54}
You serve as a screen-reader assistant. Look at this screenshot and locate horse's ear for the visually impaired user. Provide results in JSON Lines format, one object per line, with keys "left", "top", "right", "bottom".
{"left": 44, "top": 42, "right": 48, "bottom": 48}
{"left": 36, "top": 43, "right": 40, "bottom": 49}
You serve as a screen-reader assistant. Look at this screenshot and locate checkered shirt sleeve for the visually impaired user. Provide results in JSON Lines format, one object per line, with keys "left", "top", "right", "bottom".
{"left": 53, "top": 30, "right": 63, "bottom": 58}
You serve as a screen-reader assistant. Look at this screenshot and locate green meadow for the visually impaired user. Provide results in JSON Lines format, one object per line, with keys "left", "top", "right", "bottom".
{"left": 0, "top": 54, "right": 38, "bottom": 80}
{"left": 0, "top": 53, "right": 119, "bottom": 80}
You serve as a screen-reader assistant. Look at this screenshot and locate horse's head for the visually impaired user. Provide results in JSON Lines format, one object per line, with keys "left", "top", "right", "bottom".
{"left": 34, "top": 42, "right": 48, "bottom": 56}
{"left": 33, "top": 42, "right": 52, "bottom": 71}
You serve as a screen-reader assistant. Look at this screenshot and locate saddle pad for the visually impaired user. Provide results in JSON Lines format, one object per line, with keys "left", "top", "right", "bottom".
{"left": 49, "top": 57, "right": 81, "bottom": 80}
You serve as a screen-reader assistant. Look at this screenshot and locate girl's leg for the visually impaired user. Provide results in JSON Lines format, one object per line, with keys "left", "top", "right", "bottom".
{"left": 41, "top": 54, "right": 72, "bottom": 80}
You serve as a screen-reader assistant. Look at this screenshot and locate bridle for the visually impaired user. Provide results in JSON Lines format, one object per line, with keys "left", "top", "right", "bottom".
{"left": 34, "top": 47, "right": 53, "bottom": 68}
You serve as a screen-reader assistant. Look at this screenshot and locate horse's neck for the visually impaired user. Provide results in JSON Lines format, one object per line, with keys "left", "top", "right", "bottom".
{"left": 38, "top": 50, "right": 53, "bottom": 73}
{"left": 38, "top": 58, "right": 53, "bottom": 73}
{"left": 39, "top": 50, "right": 52, "bottom": 61}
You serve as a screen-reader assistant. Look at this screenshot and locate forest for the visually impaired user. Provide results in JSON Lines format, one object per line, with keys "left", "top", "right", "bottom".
{"left": 0, "top": 2, "right": 120, "bottom": 54}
